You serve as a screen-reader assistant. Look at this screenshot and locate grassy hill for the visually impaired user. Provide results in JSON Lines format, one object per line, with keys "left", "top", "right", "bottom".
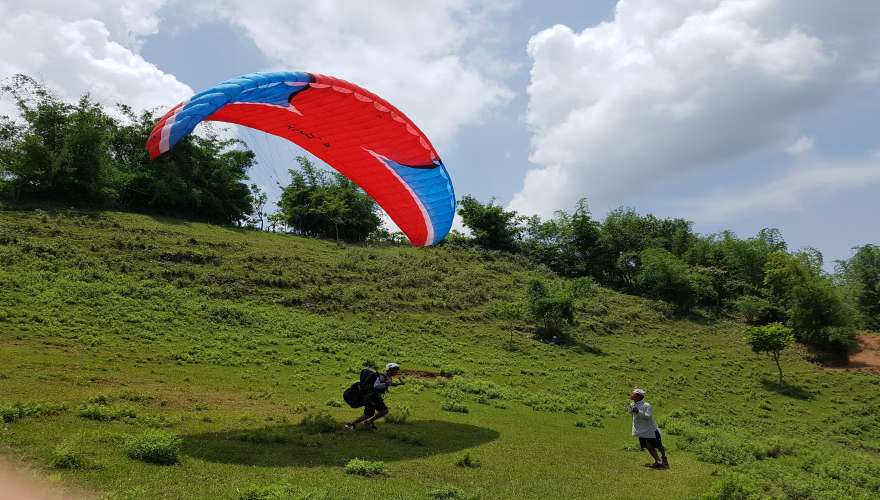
{"left": 0, "top": 207, "right": 878, "bottom": 499}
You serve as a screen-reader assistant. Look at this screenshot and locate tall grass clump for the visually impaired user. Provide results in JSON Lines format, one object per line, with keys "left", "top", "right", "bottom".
{"left": 385, "top": 405, "right": 412, "bottom": 425}
{"left": 300, "top": 412, "right": 336, "bottom": 434}
{"left": 125, "top": 429, "right": 181, "bottom": 465}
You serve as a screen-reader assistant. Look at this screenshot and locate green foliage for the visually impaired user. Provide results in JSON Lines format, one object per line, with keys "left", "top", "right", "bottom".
{"left": 457, "top": 195, "right": 522, "bottom": 252}
{"left": 429, "top": 486, "right": 478, "bottom": 499}
{"left": 343, "top": 458, "right": 386, "bottom": 477}
{"left": 51, "top": 441, "right": 89, "bottom": 469}
{"left": 764, "top": 251, "right": 856, "bottom": 355}
{"left": 0, "top": 75, "right": 254, "bottom": 224}
{"left": 636, "top": 248, "right": 714, "bottom": 313}
{"left": 277, "top": 156, "right": 380, "bottom": 243}
{"left": 526, "top": 280, "right": 575, "bottom": 340}
{"left": 441, "top": 401, "right": 470, "bottom": 413}
{"left": 836, "top": 244, "right": 880, "bottom": 330}
{"left": 0, "top": 401, "right": 67, "bottom": 423}
{"left": 125, "top": 429, "right": 181, "bottom": 465}
{"left": 385, "top": 405, "right": 412, "bottom": 425}
{"left": 745, "top": 323, "right": 794, "bottom": 355}
{"left": 78, "top": 403, "right": 138, "bottom": 422}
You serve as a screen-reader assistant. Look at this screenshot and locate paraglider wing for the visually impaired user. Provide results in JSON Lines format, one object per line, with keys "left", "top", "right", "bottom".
{"left": 146, "top": 72, "right": 455, "bottom": 246}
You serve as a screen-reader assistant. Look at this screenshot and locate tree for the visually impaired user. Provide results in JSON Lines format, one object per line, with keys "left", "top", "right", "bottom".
{"left": 763, "top": 251, "right": 856, "bottom": 356}
{"left": 248, "top": 183, "right": 269, "bottom": 230}
{"left": 0, "top": 75, "right": 256, "bottom": 224}
{"left": 635, "top": 248, "right": 715, "bottom": 314}
{"left": 277, "top": 156, "right": 380, "bottom": 243}
{"left": 457, "top": 195, "right": 523, "bottom": 252}
{"left": 837, "top": 245, "right": 880, "bottom": 330}
{"left": 745, "top": 323, "right": 795, "bottom": 384}
{"left": 526, "top": 280, "right": 575, "bottom": 342}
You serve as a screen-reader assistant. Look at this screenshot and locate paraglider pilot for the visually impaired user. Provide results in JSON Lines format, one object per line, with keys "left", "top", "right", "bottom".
{"left": 345, "top": 363, "right": 405, "bottom": 430}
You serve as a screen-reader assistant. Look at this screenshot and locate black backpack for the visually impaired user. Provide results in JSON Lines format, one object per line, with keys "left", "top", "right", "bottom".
{"left": 342, "top": 368, "right": 379, "bottom": 408}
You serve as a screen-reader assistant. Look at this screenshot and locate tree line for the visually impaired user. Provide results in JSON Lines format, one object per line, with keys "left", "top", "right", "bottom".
{"left": 456, "top": 196, "right": 879, "bottom": 358}
{"left": 0, "top": 75, "right": 380, "bottom": 241}
{"left": 1, "top": 75, "right": 875, "bottom": 357}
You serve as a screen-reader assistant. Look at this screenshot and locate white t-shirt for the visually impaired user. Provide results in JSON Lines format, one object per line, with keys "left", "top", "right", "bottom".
{"left": 631, "top": 400, "right": 660, "bottom": 438}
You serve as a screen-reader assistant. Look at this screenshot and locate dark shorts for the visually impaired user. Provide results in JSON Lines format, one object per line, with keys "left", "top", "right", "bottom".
{"left": 638, "top": 430, "right": 663, "bottom": 450}
{"left": 363, "top": 394, "right": 387, "bottom": 417}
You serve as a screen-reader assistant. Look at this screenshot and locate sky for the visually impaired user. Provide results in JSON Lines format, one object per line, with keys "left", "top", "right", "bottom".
{"left": 1, "top": 0, "right": 878, "bottom": 270}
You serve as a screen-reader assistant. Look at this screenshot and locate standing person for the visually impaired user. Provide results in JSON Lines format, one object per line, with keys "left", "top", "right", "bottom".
{"left": 345, "top": 363, "right": 405, "bottom": 430}
{"left": 630, "top": 388, "right": 668, "bottom": 469}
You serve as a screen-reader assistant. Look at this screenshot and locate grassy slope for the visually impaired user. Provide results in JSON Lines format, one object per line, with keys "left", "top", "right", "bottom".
{"left": 0, "top": 208, "right": 878, "bottom": 500}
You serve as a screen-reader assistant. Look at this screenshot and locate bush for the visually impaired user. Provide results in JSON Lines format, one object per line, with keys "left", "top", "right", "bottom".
{"left": 430, "top": 486, "right": 466, "bottom": 499}
{"left": 125, "top": 429, "right": 181, "bottom": 465}
{"left": 300, "top": 412, "right": 336, "bottom": 434}
{"left": 344, "top": 458, "right": 386, "bottom": 477}
{"left": 441, "top": 401, "right": 469, "bottom": 414}
{"left": 385, "top": 405, "right": 412, "bottom": 425}
{"left": 51, "top": 442, "right": 88, "bottom": 469}
{"left": 78, "top": 403, "right": 138, "bottom": 422}
{"left": 0, "top": 401, "right": 67, "bottom": 423}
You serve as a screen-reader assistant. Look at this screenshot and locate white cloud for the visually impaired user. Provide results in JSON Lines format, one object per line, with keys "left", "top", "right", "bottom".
{"left": 786, "top": 135, "right": 814, "bottom": 155}
{"left": 682, "top": 160, "right": 880, "bottom": 223}
{"left": 511, "top": 0, "right": 880, "bottom": 218}
{"left": 0, "top": 1, "right": 191, "bottom": 116}
{"left": 185, "top": 0, "right": 515, "bottom": 151}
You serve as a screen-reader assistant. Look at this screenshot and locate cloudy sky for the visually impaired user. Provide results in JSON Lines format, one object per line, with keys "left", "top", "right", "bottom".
{"left": 2, "top": 0, "right": 878, "bottom": 267}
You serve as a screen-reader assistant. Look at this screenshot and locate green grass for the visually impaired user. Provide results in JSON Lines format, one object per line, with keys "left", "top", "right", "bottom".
{"left": 0, "top": 207, "right": 878, "bottom": 499}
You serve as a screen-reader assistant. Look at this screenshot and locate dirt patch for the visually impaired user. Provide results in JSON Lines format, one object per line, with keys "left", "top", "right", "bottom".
{"left": 829, "top": 333, "right": 880, "bottom": 374}
{"left": 402, "top": 369, "right": 453, "bottom": 379}
{"left": 0, "top": 458, "right": 84, "bottom": 500}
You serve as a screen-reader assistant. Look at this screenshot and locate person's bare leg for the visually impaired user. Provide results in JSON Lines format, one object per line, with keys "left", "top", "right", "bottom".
{"left": 365, "top": 409, "right": 388, "bottom": 425}
{"left": 659, "top": 446, "right": 668, "bottom": 466}
{"left": 646, "top": 445, "right": 661, "bottom": 464}
{"left": 349, "top": 413, "right": 371, "bottom": 426}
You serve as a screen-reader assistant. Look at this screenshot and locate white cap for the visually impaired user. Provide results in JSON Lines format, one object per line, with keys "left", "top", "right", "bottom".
{"left": 632, "top": 388, "right": 646, "bottom": 396}
{"left": 386, "top": 362, "right": 400, "bottom": 371}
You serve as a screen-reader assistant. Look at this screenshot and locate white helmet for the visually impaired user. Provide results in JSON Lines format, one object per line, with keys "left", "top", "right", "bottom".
{"left": 386, "top": 362, "right": 400, "bottom": 371}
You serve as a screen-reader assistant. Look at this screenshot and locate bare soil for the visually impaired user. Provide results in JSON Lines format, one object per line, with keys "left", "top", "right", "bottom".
{"left": 0, "top": 458, "right": 83, "bottom": 500}
{"left": 827, "top": 333, "right": 880, "bottom": 374}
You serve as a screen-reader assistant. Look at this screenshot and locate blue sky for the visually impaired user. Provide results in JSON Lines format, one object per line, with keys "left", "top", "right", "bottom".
{"left": 2, "top": 1, "right": 878, "bottom": 269}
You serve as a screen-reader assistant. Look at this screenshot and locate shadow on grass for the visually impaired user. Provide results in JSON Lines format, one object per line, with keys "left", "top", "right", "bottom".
{"left": 759, "top": 379, "right": 816, "bottom": 400}
{"left": 181, "top": 419, "right": 499, "bottom": 467}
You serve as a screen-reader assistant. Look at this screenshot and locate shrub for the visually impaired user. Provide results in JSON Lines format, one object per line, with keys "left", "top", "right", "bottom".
{"left": 125, "top": 430, "right": 181, "bottom": 465}
{"left": 300, "top": 412, "right": 336, "bottom": 434}
{"left": 456, "top": 453, "right": 481, "bottom": 468}
{"left": 51, "top": 442, "right": 88, "bottom": 470}
{"left": 708, "top": 473, "right": 762, "bottom": 500}
{"left": 429, "top": 486, "right": 466, "bottom": 499}
{"left": 693, "top": 435, "right": 755, "bottom": 466}
{"left": 78, "top": 403, "right": 137, "bottom": 422}
{"left": 344, "top": 458, "right": 386, "bottom": 477}
{"left": 441, "top": 401, "right": 469, "bottom": 414}
{"left": 0, "top": 401, "right": 67, "bottom": 423}
{"left": 385, "top": 405, "right": 412, "bottom": 425}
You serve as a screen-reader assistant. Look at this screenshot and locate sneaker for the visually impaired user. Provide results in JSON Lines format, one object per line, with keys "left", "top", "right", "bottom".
{"left": 344, "top": 424, "right": 356, "bottom": 431}
{"left": 649, "top": 463, "right": 665, "bottom": 469}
